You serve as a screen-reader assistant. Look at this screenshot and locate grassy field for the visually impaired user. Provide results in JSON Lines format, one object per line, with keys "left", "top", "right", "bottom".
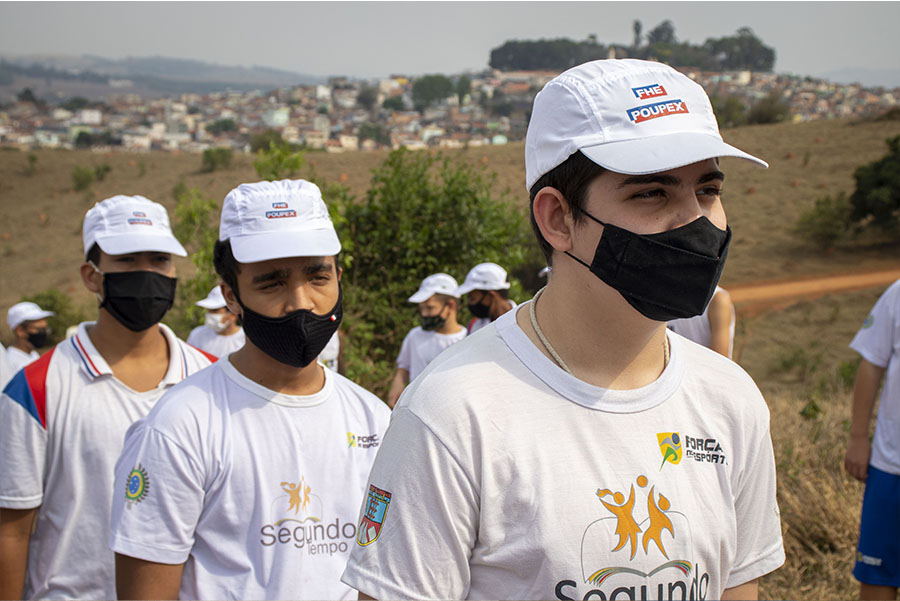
{"left": 1, "top": 116, "right": 899, "bottom": 599}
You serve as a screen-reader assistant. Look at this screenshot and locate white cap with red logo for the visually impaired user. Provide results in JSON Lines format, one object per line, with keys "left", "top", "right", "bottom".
{"left": 525, "top": 58, "right": 767, "bottom": 191}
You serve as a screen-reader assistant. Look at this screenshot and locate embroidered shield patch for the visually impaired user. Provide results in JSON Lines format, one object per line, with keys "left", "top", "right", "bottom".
{"left": 357, "top": 484, "right": 392, "bottom": 546}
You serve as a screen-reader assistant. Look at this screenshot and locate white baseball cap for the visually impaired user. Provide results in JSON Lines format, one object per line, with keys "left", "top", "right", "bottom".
{"left": 456, "top": 262, "right": 511, "bottom": 295}
{"left": 408, "top": 273, "right": 460, "bottom": 303}
{"left": 7, "top": 302, "right": 55, "bottom": 331}
{"left": 83, "top": 195, "right": 187, "bottom": 258}
{"left": 219, "top": 179, "right": 341, "bottom": 263}
{"left": 195, "top": 286, "right": 227, "bottom": 310}
{"left": 525, "top": 59, "right": 767, "bottom": 191}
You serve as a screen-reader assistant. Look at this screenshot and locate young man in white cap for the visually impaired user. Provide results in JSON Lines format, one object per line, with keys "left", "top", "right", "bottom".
{"left": 386, "top": 273, "right": 466, "bottom": 408}
{"left": 109, "top": 179, "right": 390, "bottom": 600}
{"left": 342, "top": 59, "right": 784, "bottom": 600}
{"left": 186, "top": 285, "right": 245, "bottom": 357}
{"left": 0, "top": 195, "right": 214, "bottom": 601}
{"left": 668, "top": 286, "right": 736, "bottom": 358}
{"left": 844, "top": 278, "right": 900, "bottom": 601}
{"left": 457, "top": 262, "right": 516, "bottom": 334}
{"left": 5, "top": 301, "right": 55, "bottom": 373}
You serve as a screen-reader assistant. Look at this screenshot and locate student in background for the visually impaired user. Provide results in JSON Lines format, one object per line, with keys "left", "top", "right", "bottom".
{"left": 457, "top": 262, "right": 516, "bottom": 334}
{"left": 5, "top": 302, "right": 54, "bottom": 373}
{"left": 187, "top": 285, "right": 245, "bottom": 357}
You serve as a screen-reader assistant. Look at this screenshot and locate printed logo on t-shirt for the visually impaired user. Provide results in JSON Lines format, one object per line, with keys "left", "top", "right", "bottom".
{"left": 356, "top": 484, "right": 392, "bottom": 546}
{"left": 857, "top": 551, "right": 883, "bottom": 566}
{"left": 657, "top": 432, "right": 682, "bottom": 470}
{"left": 657, "top": 432, "right": 727, "bottom": 467}
{"left": 347, "top": 431, "right": 380, "bottom": 449}
{"left": 124, "top": 463, "right": 150, "bottom": 506}
{"left": 555, "top": 474, "right": 710, "bottom": 600}
{"left": 259, "top": 476, "right": 357, "bottom": 557}
{"left": 862, "top": 314, "right": 874, "bottom": 329}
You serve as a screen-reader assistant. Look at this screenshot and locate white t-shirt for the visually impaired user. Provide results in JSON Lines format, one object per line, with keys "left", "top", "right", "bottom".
{"left": 668, "top": 287, "right": 735, "bottom": 359}
{"left": 109, "top": 357, "right": 391, "bottom": 600}
{"left": 0, "top": 344, "right": 10, "bottom": 389}
{"left": 0, "top": 322, "right": 214, "bottom": 600}
{"left": 5, "top": 345, "right": 40, "bottom": 373}
{"left": 850, "top": 278, "right": 900, "bottom": 475}
{"left": 342, "top": 306, "right": 784, "bottom": 600}
{"left": 466, "top": 300, "right": 517, "bottom": 335}
{"left": 396, "top": 325, "right": 466, "bottom": 381}
{"left": 319, "top": 330, "right": 341, "bottom": 372}
{"left": 187, "top": 324, "right": 246, "bottom": 358}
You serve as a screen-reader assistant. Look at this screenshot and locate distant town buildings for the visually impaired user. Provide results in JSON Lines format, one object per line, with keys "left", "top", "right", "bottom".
{"left": 1, "top": 67, "right": 897, "bottom": 153}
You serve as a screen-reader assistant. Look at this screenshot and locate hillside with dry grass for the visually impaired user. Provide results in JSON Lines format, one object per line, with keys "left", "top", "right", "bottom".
{"left": 1, "top": 116, "right": 900, "bottom": 599}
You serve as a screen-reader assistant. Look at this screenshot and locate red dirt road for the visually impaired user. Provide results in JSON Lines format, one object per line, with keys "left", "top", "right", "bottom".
{"left": 729, "top": 268, "right": 900, "bottom": 310}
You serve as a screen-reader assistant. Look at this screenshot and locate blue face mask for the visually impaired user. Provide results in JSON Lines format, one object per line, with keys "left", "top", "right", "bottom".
{"left": 566, "top": 213, "right": 731, "bottom": 322}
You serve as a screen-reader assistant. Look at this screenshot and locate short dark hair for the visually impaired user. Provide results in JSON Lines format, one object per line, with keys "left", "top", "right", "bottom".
{"left": 86, "top": 242, "right": 100, "bottom": 264}
{"left": 528, "top": 150, "right": 606, "bottom": 265}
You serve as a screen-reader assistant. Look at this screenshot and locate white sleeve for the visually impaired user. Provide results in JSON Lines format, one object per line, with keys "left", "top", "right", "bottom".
{"left": 341, "top": 408, "right": 478, "bottom": 600}
{"left": 850, "top": 285, "right": 898, "bottom": 368}
{"left": 725, "top": 423, "right": 786, "bottom": 588}
{"left": 0, "top": 373, "right": 47, "bottom": 509}
{"left": 109, "top": 423, "right": 205, "bottom": 565}
{"left": 395, "top": 331, "right": 413, "bottom": 371}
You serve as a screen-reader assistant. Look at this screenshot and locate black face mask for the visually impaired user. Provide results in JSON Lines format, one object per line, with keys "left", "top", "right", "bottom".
{"left": 420, "top": 304, "right": 448, "bottom": 331}
{"left": 237, "top": 286, "right": 343, "bottom": 368}
{"left": 468, "top": 295, "right": 492, "bottom": 319}
{"left": 566, "top": 213, "right": 731, "bottom": 322}
{"left": 27, "top": 330, "right": 49, "bottom": 349}
{"left": 95, "top": 267, "right": 177, "bottom": 332}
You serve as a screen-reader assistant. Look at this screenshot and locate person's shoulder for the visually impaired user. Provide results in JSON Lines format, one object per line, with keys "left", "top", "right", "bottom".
{"left": 144, "top": 362, "right": 225, "bottom": 429}
{"left": 330, "top": 371, "right": 391, "bottom": 419}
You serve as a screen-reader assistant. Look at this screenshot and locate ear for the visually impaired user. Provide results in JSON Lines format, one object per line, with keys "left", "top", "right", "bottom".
{"left": 533, "top": 186, "right": 576, "bottom": 254}
{"left": 80, "top": 262, "right": 102, "bottom": 295}
{"left": 336, "top": 265, "right": 343, "bottom": 281}
{"left": 221, "top": 282, "right": 242, "bottom": 317}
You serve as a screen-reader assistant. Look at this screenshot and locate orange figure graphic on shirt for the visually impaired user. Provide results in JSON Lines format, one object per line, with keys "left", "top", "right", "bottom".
{"left": 281, "top": 479, "right": 304, "bottom": 515}
{"left": 643, "top": 486, "right": 674, "bottom": 558}
{"left": 596, "top": 484, "right": 642, "bottom": 559}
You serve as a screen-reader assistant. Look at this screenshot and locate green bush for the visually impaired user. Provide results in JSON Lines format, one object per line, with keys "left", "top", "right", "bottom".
{"left": 323, "top": 148, "right": 534, "bottom": 396}
{"left": 21, "top": 289, "right": 90, "bottom": 347}
{"left": 254, "top": 141, "right": 305, "bottom": 181}
{"left": 94, "top": 163, "right": 111, "bottom": 181}
{"left": 72, "top": 165, "right": 94, "bottom": 191}
{"left": 201, "top": 147, "right": 233, "bottom": 172}
{"left": 849, "top": 135, "right": 900, "bottom": 233}
{"left": 24, "top": 153, "right": 37, "bottom": 177}
{"left": 793, "top": 191, "right": 853, "bottom": 249}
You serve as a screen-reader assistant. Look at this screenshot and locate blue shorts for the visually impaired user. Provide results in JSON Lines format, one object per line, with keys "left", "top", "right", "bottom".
{"left": 853, "top": 465, "right": 900, "bottom": 587}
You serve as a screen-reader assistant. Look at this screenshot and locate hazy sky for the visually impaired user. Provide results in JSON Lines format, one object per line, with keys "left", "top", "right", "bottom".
{"left": 2, "top": 1, "right": 899, "bottom": 85}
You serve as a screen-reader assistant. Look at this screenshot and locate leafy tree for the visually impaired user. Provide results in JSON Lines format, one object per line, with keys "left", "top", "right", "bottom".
{"left": 254, "top": 141, "right": 306, "bottom": 180}
{"left": 746, "top": 92, "right": 790, "bottom": 124}
{"left": 357, "top": 122, "right": 391, "bottom": 147}
{"left": 704, "top": 27, "right": 776, "bottom": 71}
{"left": 17, "top": 87, "right": 38, "bottom": 104}
{"left": 794, "top": 192, "right": 853, "bottom": 249}
{"left": 323, "top": 148, "right": 533, "bottom": 395}
{"left": 632, "top": 20, "right": 643, "bottom": 49}
{"left": 456, "top": 74, "right": 472, "bottom": 106}
{"left": 201, "top": 147, "right": 234, "bottom": 172}
{"left": 711, "top": 95, "right": 748, "bottom": 128}
{"left": 849, "top": 135, "right": 900, "bottom": 233}
{"left": 61, "top": 96, "right": 90, "bottom": 112}
{"left": 412, "top": 74, "right": 454, "bottom": 112}
{"left": 250, "top": 129, "right": 286, "bottom": 153}
{"left": 382, "top": 96, "right": 404, "bottom": 111}
{"left": 206, "top": 118, "right": 237, "bottom": 135}
{"left": 646, "top": 20, "right": 676, "bottom": 45}
{"left": 167, "top": 184, "right": 221, "bottom": 338}
{"left": 489, "top": 39, "right": 607, "bottom": 71}
{"left": 357, "top": 84, "right": 378, "bottom": 111}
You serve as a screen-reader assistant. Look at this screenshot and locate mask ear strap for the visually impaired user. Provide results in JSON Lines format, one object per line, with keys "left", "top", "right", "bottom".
{"left": 581, "top": 211, "right": 607, "bottom": 227}
{"left": 564, "top": 251, "right": 592, "bottom": 269}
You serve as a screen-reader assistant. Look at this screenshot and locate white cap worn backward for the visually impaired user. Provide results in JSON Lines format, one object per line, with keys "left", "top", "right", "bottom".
{"left": 83, "top": 195, "right": 188, "bottom": 257}
{"left": 7, "top": 301, "right": 55, "bottom": 331}
{"left": 456, "top": 262, "right": 510, "bottom": 296}
{"left": 219, "top": 179, "right": 341, "bottom": 263}
{"left": 195, "top": 286, "right": 227, "bottom": 309}
{"left": 524, "top": 58, "right": 767, "bottom": 191}
{"left": 408, "top": 273, "right": 460, "bottom": 303}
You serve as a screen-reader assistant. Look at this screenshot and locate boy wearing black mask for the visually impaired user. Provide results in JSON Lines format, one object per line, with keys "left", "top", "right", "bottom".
{"left": 343, "top": 60, "right": 784, "bottom": 600}
{"left": 110, "top": 179, "right": 390, "bottom": 600}
{"left": 457, "top": 262, "right": 516, "bottom": 334}
{"left": 4, "top": 301, "right": 55, "bottom": 375}
{"left": 387, "top": 273, "right": 465, "bottom": 408}
{"left": 0, "top": 195, "right": 214, "bottom": 600}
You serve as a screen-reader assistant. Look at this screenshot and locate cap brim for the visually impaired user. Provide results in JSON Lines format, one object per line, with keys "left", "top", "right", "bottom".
{"left": 408, "top": 290, "right": 434, "bottom": 303}
{"left": 229, "top": 229, "right": 341, "bottom": 263}
{"left": 195, "top": 298, "right": 226, "bottom": 309}
{"left": 580, "top": 132, "right": 768, "bottom": 175}
{"left": 96, "top": 234, "right": 188, "bottom": 257}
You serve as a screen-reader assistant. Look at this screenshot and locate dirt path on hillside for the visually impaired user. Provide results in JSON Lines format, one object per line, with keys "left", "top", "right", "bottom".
{"left": 729, "top": 268, "right": 900, "bottom": 312}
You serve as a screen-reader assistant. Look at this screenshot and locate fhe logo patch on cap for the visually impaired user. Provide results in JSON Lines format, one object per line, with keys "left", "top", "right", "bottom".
{"left": 127, "top": 211, "right": 153, "bottom": 226}
{"left": 265, "top": 202, "right": 296, "bottom": 219}
{"left": 627, "top": 99, "right": 689, "bottom": 124}
{"left": 632, "top": 83, "right": 667, "bottom": 100}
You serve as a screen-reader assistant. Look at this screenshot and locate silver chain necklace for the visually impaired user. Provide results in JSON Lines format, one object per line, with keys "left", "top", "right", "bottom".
{"left": 528, "top": 286, "right": 669, "bottom": 375}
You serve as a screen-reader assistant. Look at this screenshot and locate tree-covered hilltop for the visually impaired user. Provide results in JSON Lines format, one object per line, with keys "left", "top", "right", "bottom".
{"left": 489, "top": 23, "right": 775, "bottom": 72}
